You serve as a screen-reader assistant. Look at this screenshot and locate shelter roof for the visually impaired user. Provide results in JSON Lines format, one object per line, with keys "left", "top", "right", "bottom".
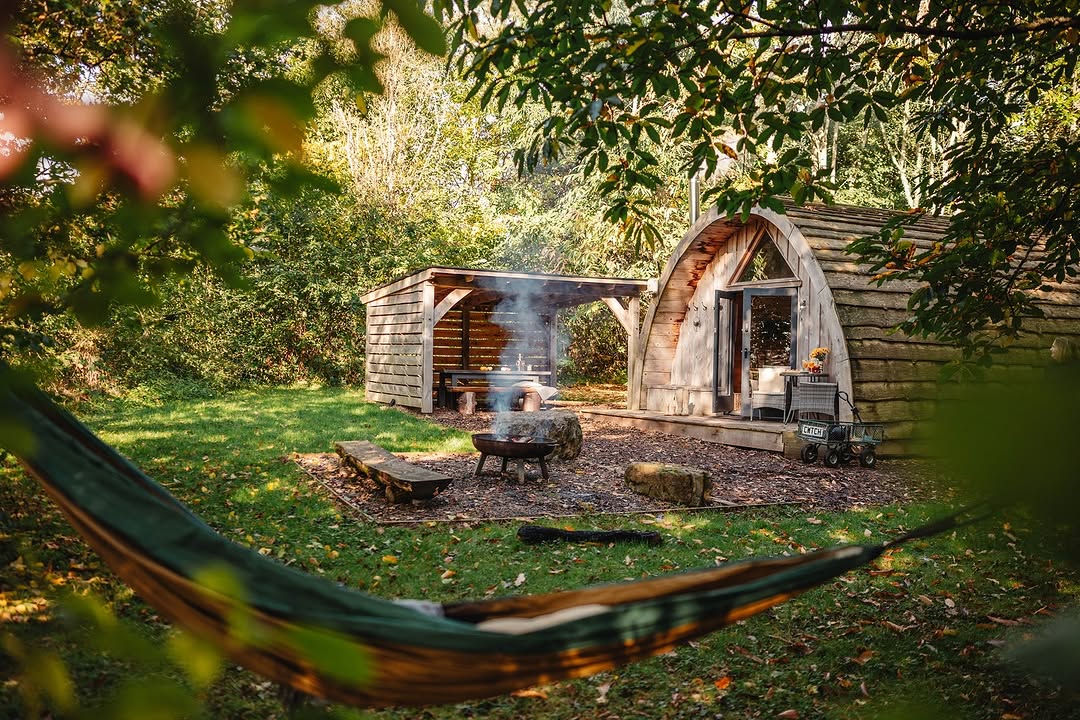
{"left": 358, "top": 266, "right": 653, "bottom": 310}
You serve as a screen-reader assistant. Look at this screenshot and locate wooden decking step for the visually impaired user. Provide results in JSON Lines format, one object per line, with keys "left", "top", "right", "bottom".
{"left": 334, "top": 441, "right": 452, "bottom": 503}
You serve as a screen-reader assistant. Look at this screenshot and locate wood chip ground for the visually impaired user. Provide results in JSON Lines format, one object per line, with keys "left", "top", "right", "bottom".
{"left": 295, "top": 409, "right": 946, "bottom": 524}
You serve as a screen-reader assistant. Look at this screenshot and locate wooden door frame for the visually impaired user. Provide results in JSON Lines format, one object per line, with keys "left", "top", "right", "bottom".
{"left": 738, "top": 287, "right": 799, "bottom": 418}
{"left": 713, "top": 290, "right": 739, "bottom": 413}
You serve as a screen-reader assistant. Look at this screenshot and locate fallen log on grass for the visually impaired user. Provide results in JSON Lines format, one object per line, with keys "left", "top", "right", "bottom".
{"left": 517, "top": 524, "right": 663, "bottom": 545}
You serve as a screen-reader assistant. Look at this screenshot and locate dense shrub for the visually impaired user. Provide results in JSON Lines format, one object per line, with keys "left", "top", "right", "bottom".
{"left": 558, "top": 303, "right": 628, "bottom": 384}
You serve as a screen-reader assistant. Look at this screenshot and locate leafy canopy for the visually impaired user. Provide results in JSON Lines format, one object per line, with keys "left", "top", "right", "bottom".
{"left": 442, "top": 0, "right": 1080, "bottom": 359}
{"left": 0, "top": 0, "right": 444, "bottom": 332}
{"left": 0, "top": 0, "right": 448, "bottom": 446}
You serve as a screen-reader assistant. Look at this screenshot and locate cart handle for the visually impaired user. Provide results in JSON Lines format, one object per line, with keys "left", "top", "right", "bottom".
{"left": 837, "top": 390, "right": 862, "bottom": 422}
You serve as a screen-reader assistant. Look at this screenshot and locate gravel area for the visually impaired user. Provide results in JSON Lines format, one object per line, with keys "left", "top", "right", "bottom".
{"left": 295, "top": 408, "right": 944, "bottom": 524}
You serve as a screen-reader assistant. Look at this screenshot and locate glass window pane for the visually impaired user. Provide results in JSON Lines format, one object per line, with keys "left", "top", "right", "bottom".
{"left": 750, "top": 295, "right": 792, "bottom": 370}
{"left": 738, "top": 241, "right": 795, "bottom": 283}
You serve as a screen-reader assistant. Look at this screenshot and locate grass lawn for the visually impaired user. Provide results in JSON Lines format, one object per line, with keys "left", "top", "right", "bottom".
{"left": 1, "top": 386, "right": 1078, "bottom": 719}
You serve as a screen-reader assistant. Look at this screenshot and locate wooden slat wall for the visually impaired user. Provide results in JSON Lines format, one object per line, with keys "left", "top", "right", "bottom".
{"left": 432, "top": 308, "right": 552, "bottom": 375}
{"left": 364, "top": 287, "right": 424, "bottom": 409}
{"left": 787, "top": 208, "right": 953, "bottom": 443}
{"left": 638, "top": 222, "right": 742, "bottom": 394}
{"left": 668, "top": 225, "right": 752, "bottom": 390}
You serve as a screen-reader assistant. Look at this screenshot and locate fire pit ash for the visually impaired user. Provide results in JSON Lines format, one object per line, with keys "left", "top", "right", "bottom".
{"left": 472, "top": 433, "right": 557, "bottom": 483}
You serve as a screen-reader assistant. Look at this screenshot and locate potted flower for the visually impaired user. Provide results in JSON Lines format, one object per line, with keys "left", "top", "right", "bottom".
{"left": 802, "top": 347, "right": 830, "bottom": 375}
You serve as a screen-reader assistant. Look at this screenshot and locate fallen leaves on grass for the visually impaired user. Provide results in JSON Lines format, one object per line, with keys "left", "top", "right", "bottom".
{"left": 511, "top": 688, "right": 548, "bottom": 700}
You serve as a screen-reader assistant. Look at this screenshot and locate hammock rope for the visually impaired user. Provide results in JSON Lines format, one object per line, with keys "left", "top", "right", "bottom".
{"left": 2, "top": 380, "right": 981, "bottom": 708}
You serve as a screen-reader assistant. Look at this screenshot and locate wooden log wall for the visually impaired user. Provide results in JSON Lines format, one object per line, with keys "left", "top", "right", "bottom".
{"left": 364, "top": 285, "right": 425, "bottom": 409}
{"left": 639, "top": 223, "right": 738, "bottom": 395}
{"left": 781, "top": 204, "right": 1080, "bottom": 452}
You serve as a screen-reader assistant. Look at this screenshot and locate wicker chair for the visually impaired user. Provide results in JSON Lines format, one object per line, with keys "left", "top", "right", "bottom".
{"left": 788, "top": 381, "right": 838, "bottom": 423}
{"left": 749, "top": 366, "right": 788, "bottom": 420}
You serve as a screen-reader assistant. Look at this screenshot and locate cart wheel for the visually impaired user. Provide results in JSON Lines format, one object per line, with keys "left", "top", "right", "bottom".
{"left": 859, "top": 448, "right": 877, "bottom": 468}
{"left": 824, "top": 449, "right": 841, "bottom": 468}
{"left": 801, "top": 445, "right": 819, "bottom": 464}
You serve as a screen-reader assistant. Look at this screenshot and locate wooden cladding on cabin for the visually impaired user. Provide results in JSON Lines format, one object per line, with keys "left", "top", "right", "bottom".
{"left": 365, "top": 295, "right": 554, "bottom": 411}
{"left": 788, "top": 205, "right": 1080, "bottom": 447}
{"left": 365, "top": 290, "right": 425, "bottom": 409}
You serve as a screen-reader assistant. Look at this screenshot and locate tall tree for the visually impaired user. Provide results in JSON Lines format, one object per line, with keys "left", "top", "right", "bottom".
{"left": 444, "top": 0, "right": 1080, "bottom": 361}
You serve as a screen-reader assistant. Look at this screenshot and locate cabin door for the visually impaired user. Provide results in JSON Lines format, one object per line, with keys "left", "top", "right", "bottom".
{"left": 713, "top": 290, "right": 739, "bottom": 412}
{"left": 739, "top": 287, "right": 798, "bottom": 418}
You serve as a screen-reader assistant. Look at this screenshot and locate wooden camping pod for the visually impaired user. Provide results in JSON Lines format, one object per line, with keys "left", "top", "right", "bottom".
{"left": 631, "top": 203, "right": 1080, "bottom": 454}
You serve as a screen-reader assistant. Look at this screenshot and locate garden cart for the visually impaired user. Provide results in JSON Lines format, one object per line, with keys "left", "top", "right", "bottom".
{"left": 797, "top": 391, "right": 885, "bottom": 468}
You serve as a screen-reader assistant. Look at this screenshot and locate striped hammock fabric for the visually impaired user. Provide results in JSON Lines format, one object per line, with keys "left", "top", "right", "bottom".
{"left": 2, "top": 381, "right": 969, "bottom": 708}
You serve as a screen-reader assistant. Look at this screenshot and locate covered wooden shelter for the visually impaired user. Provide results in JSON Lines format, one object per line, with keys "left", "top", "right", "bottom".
{"left": 359, "top": 267, "right": 651, "bottom": 413}
{"left": 628, "top": 202, "right": 1080, "bottom": 453}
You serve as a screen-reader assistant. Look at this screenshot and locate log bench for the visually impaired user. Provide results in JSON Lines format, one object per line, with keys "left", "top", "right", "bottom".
{"left": 334, "top": 440, "right": 452, "bottom": 503}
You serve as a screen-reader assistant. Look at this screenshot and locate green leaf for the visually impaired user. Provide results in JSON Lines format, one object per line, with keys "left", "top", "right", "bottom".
{"left": 100, "top": 678, "right": 200, "bottom": 720}
{"left": 2, "top": 635, "right": 76, "bottom": 715}
{"left": 168, "top": 631, "right": 225, "bottom": 690}
{"left": 383, "top": 0, "right": 447, "bottom": 56}
{"left": 283, "top": 625, "right": 373, "bottom": 687}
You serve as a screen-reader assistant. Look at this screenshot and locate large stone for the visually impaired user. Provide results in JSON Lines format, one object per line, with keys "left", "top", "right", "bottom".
{"left": 491, "top": 410, "right": 583, "bottom": 460}
{"left": 624, "top": 462, "right": 711, "bottom": 506}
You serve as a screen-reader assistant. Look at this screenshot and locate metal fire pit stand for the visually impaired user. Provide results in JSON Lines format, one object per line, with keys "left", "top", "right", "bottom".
{"left": 475, "top": 452, "right": 549, "bottom": 484}
{"left": 472, "top": 434, "right": 555, "bottom": 484}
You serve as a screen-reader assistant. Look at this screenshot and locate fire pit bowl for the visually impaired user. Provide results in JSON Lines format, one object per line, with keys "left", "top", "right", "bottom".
{"left": 471, "top": 433, "right": 557, "bottom": 458}
{"left": 472, "top": 433, "right": 558, "bottom": 483}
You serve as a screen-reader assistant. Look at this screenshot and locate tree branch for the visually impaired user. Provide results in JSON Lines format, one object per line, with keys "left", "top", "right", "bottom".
{"left": 724, "top": 13, "right": 1080, "bottom": 42}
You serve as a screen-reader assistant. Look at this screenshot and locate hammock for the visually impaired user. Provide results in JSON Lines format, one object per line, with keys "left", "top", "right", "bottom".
{"left": 2, "top": 380, "right": 978, "bottom": 708}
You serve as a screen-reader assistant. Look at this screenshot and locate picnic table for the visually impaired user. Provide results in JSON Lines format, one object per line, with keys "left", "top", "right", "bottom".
{"left": 437, "top": 369, "right": 554, "bottom": 409}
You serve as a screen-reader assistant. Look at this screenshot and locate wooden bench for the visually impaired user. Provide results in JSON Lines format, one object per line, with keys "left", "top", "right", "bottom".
{"left": 438, "top": 370, "right": 552, "bottom": 408}
{"left": 334, "top": 441, "right": 452, "bottom": 503}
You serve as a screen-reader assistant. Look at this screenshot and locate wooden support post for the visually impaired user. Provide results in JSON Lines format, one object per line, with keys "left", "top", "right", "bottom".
{"left": 547, "top": 313, "right": 558, "bottom": 386}
{"left": 627, "top": 295, "right": 641, "bottom": 410}
{"left": 461, "top": 309, "right": 471, "bottom": 368}
{"left": 421, "top": 282, "right": 435, "bottom": 414}
{"left": 601, "top": 296, "right": 642, "bottom": 410}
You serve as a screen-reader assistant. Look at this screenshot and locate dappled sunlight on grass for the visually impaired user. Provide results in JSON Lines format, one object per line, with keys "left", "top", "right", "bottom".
{"left": 1059, "top": 580, "right": 1080, "bottom": 598}
{"left": 6, "top": 387, "right": 1079, "bottom": 720}
{"left": 875, "top": 549, "right": 917, "bottom": 571}
{"left": 829, "top": 529, "right": 858, "bottom": 544}
{"left": 86, "top": 387, "right": 472, "bottom": 459}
